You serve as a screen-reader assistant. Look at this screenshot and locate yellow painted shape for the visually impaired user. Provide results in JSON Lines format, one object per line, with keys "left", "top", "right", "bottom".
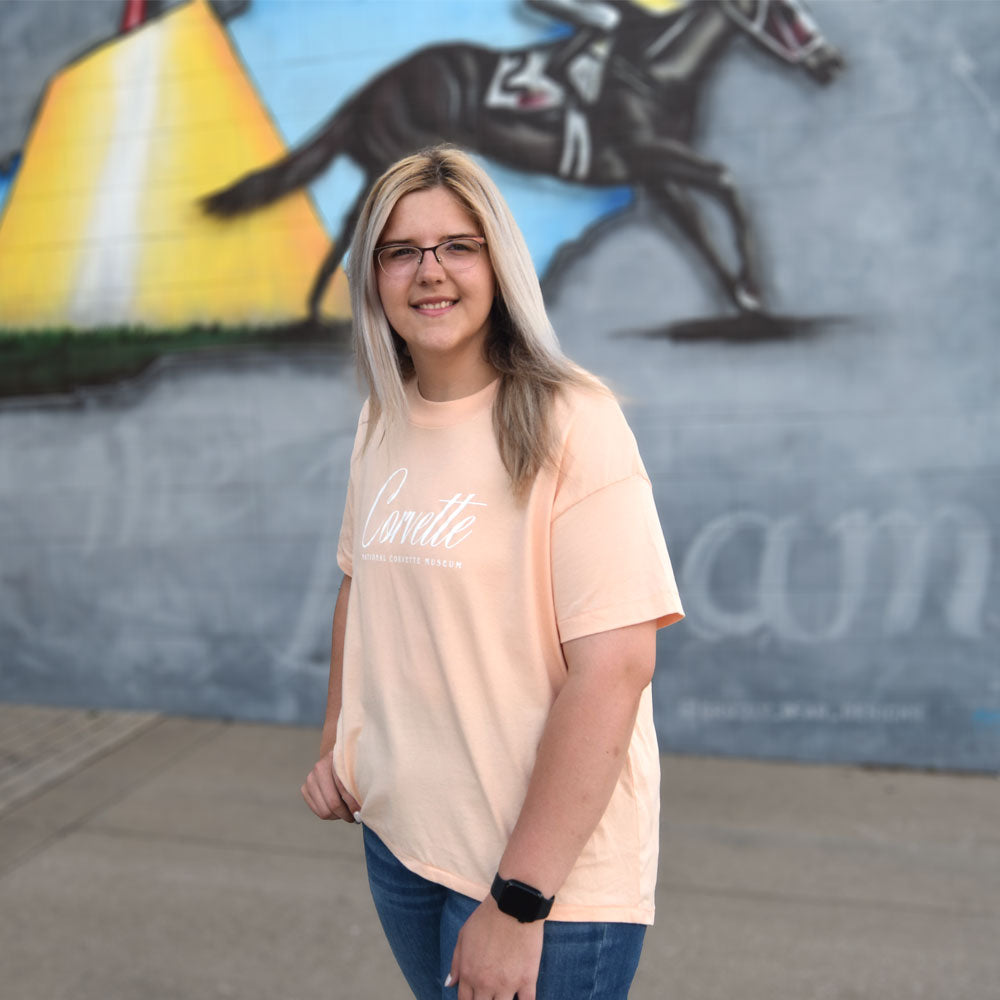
{"left": 135, "top": 0, "right": 347, "bottom": 325}
{"left": 0, "top": 0, "right": 350, "bottom": 330}
{"left": 0, "top": 39, "right": 116, "bottom": 325}
{"left": 632, "top": 0, "right": 685, "bottom": 14}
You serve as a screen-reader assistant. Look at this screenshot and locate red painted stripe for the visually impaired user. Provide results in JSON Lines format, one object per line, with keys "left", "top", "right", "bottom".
{"left": 120, "top": 0, "right": 147, "bottom": 33}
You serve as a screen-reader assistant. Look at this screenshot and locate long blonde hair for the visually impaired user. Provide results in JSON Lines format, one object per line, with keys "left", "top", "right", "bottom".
{"left": 347, "top": 146, "right": 601, "bottom": 495}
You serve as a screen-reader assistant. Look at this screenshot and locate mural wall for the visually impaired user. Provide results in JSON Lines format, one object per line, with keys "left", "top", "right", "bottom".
{"left": 1, "top": 0, "right": 997, "bottom": 771}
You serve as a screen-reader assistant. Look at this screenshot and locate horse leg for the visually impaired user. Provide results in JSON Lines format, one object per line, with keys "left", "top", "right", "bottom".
{"left": 307, "top": 190, "right": 368, "bottom": 321}
{"left": 714, "top": 174, "right": 761, "bottom": 312}
{"left": 631, "top": 138, "right": 762, "bottom": 311}
{"left": 646, "top": 181, "right": 746, "bottom": 306}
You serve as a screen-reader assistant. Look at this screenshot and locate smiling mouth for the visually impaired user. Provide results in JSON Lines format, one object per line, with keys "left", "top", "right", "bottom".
{"left": 413, "top": 300, "right": 456, "bottom": 312}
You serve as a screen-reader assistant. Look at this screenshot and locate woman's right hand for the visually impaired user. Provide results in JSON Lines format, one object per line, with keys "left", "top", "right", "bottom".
{"left": 301, "top": 750, "right": 361, "bottom": 822}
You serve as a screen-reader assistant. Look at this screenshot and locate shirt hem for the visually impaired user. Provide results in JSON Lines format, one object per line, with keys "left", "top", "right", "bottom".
{"left": 559, "top": 597, "right": 684, "bottom": 644}
{"left": 366, "top": 824, "right": 654, "bottom": 926}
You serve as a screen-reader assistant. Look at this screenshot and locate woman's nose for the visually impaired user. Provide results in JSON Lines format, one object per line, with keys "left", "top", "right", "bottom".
{"left": 416, "top": 249, "right": 445, "bottom": 278}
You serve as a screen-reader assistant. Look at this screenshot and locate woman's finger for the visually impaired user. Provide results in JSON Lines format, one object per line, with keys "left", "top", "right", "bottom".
{"left": 305, "top": 764, "right": 350, "bottom": 820}
{"left": 304, "top": 770, "right": 336, "bottom": 817}
{"left": 332, "top": 765, "right": 361, "bottom": 816}
{"left": 301, "top": 779, "right": 330, "bottom": 819}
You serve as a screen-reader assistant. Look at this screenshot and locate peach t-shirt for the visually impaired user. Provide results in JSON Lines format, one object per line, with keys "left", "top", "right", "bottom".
{"left": 334, "top": 376, "right": 683, "bottom": 923}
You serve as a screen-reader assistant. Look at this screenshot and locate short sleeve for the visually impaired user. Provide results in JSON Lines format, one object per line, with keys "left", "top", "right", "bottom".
{"left": 336, "top": 402, "right": 371, "bottom": 577}
{"left": 551, "top": 393, "right": 683, "bottom": 644}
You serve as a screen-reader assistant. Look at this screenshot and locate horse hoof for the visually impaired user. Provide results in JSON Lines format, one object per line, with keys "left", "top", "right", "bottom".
{"left": 735, "top": 286, "right": 763, "bottom": 313}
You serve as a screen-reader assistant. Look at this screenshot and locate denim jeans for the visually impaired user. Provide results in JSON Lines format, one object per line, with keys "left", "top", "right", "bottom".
{"left": 363, "top": 825, "right": 646, "bottom": 1000}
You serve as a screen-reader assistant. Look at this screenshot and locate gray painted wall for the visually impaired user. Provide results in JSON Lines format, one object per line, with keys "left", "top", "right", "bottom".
{"left": 1, "top": 1, "right": 997, "bottom": 770}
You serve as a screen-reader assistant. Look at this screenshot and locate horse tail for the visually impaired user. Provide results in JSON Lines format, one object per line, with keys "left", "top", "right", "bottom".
{"left": 201, "top": 101, "right": 356, "bottom": 216}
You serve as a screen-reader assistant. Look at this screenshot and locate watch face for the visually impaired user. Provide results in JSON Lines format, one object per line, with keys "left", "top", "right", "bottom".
{"left": 500, "top": 882, "right": 541, "bottom": 922}
{"left": 493, "top": 877, "right": 552, "bottom": 923}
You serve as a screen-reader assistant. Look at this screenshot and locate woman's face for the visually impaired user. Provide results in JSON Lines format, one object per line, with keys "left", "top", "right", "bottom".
{"left": 375, "top": 186, "right": 495, "bottom": 381}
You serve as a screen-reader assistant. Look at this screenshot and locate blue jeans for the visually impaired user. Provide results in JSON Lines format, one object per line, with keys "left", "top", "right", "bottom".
{"left": 363, "top": 825, "right": 646, "bottom": 999}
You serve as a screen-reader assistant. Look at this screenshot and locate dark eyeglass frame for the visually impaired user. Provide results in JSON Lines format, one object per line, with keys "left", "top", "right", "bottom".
{"left": 373, "top": 237, "right": 488, "bottom": 276}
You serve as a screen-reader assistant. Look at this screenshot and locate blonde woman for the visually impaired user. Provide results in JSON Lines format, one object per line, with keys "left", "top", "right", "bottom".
{"left": 301, "top": 146, "right": 683, "bottom": 1000}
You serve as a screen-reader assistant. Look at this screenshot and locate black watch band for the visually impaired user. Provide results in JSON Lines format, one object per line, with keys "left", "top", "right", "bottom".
{"left": 490, "top": 874, "right": 555, "bottom": 923}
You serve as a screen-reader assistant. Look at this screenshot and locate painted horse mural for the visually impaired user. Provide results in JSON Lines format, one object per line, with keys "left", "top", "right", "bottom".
{"left": 203, "top": 0, "right": 843, "bottom": 321}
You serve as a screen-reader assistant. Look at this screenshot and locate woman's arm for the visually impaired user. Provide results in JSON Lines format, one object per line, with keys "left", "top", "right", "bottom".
{"left": 300, "top": 575, "right": 360, "bottom": 822}
{"left": 447, "top": 619, "right": 657, "bottom": 1000}
{"left": 319, "top": 574, "right": 351, "bottom": 757}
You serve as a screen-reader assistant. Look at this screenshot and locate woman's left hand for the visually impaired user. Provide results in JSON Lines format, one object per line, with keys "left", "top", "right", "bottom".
{"left": 447, "top": 897, "right": 544, "bottom": 1000}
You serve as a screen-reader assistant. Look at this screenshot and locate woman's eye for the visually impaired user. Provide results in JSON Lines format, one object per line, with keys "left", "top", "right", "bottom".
{"left": 444, "top": 241, "right": 476, "bottom": 254}
{"left": 388, "top": 247, "right": 419, "bottom": 260}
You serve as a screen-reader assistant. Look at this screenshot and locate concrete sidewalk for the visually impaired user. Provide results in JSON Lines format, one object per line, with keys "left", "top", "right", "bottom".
{"left": 1, "top": 705, "right": 997, "bottom": 1000}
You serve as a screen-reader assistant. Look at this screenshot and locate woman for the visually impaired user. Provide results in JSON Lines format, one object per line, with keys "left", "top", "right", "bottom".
{"left": 301, "top": 145, "right": 682, "bottom": 1000}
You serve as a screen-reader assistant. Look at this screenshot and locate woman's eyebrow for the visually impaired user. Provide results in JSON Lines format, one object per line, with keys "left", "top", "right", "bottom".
{"left": 377, "top": 232, "right": 482, "bottom": 245}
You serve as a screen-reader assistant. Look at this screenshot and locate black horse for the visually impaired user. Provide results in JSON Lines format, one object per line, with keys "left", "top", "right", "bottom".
{"left": 203, "top": 0, "right": 842, "bottom": 319}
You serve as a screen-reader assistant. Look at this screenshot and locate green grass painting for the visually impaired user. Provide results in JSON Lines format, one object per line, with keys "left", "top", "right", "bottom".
{"left": 0, "top": 322, "right": 352, "bottom": 399}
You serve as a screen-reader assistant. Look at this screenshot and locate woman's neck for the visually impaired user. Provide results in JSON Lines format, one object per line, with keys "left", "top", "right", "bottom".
{"left": 411, "top": 355, "right": 498, "bottom": 402}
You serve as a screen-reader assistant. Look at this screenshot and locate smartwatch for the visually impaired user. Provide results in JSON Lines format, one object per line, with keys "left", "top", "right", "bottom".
{"left": 490, "top": 874, "right": 555, "bottom": 923}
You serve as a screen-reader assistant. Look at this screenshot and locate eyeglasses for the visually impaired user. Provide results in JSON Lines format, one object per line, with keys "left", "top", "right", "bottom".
{"left": 374, "top": 237, "right": 487, "bottom": 278}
